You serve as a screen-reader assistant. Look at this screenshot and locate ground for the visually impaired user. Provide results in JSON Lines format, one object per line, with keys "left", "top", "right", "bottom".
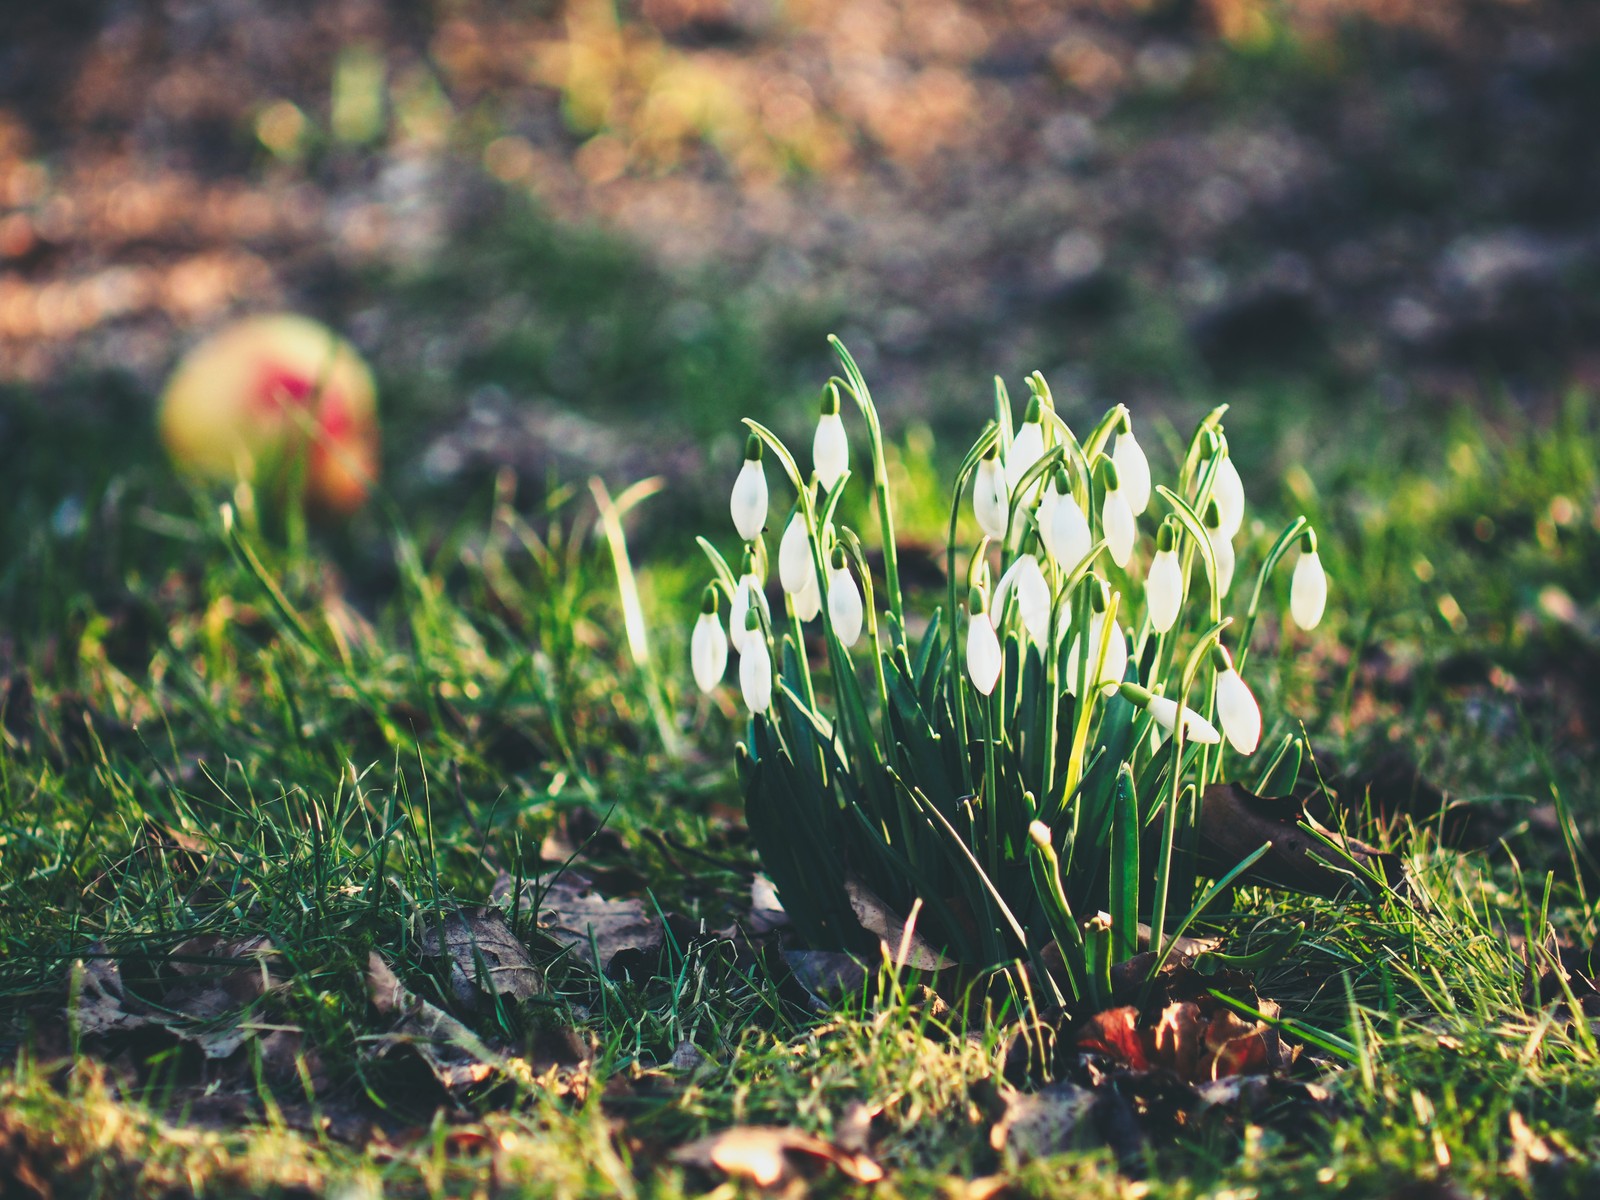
{"left": 2, "top": 2, "right": 1600, "bottom": 1198}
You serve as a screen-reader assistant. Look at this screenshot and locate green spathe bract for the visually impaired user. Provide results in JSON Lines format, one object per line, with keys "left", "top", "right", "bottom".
{"left": 701, "top": 339, "right": 1324, "bottom": 1009}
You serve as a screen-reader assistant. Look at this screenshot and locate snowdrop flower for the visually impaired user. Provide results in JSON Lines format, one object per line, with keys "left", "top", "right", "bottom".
{"left": 993, "top": 550, "right": 1051, "bottom": 645}
{"left": 730, "top": 434, "right": 768, "bottom": 542}
{"left": 965, "top": 587, "right": 1002, "bottom": 696}
{"left": 1066, "top": 585, "right": 1128, "bottom": 694}
{"left": 1119, "top": 683, "right": 1221, "bottom": 745}
{"left": 1112, "top": 412, "right": 1151, "bottom": 515}
{"left": 793, "top": 569, "right": 823, "bottom": 622}
{"left": 974, "top": 447, "right": 1009, "bottom": 541}
{"left": 1146, "top": 521, "right": 1183, "bottom": 634}
{"left": 778, "top": 510, "right": 817, "bottom": 597}
{"left": 1005, "top": 396, "right": 1046, "bottom": 499}
{"left": 728, "top": 549, "right": 770, "bottom": 655}
{"left": 690, "top": 586, "right": 728, "bottom": 694}
{"left": 1099, "top": 458, "right": 1136, "bottom": 568}
{"left": 1204, "top": 449, "right": 1245, "bottom": 540}
{"left": 1290, "top": 529, "right": 1327, "bottom": 630}
{"left": 1204, "top": 499, "right": 1235, "bottom": 597}
{"left": 1212, "top": 644, "right": 1261, "bottom": 754}
{"left": 1042, "top": 467, "right": 1092, "bottom": 569}
{"left": 739, "top": 611, "right": 772, "bottom": 712}
{"left": 812, "top": 387, "right": 849, "bottom": 492}
{"left": 827, "top": 547, "right": 864, "bottom": 647}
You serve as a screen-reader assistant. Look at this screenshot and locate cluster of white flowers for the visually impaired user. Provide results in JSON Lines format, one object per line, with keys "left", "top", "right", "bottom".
{"left": 695, "top": 385, "right": 1329, "bottom": 758}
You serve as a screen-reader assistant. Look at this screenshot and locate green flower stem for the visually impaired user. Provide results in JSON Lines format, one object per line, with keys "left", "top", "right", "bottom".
{"left": 982, "top": 680, "right": 1001, "bottom": 880}
{"left": 1235, "top": 515, "right": 1310, "bottom": 673}
{"left": 829, "top": 337, "right": 904, "bottom": 637}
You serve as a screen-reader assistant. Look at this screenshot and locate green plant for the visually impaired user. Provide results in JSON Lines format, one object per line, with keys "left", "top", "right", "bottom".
{"left": 691, "top": 340, "right": 1328, "bottom": 1009}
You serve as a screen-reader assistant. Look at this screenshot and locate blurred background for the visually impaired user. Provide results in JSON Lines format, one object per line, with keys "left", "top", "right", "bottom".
{"left": 4, "top": 0, "right": 1600, "bottom": 511}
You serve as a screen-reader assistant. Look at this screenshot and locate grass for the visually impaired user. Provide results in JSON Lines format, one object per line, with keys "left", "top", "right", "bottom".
{"left": 4, "top": 200, "right": 1600, "bottom": 1197}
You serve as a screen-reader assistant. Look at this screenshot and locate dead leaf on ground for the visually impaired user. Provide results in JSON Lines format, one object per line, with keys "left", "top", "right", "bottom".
{"left": 987, "top": 1080, "right": 1100, "bottom": 1162}
{"left": 419, "top": 907, "right": 544, "bottom": 1009}
{"left": 1076, "top": 995, "right": 1294, "bottom": 1082}
{"left": 365, "top": 952, "right": 507, "bottom": 1095}
{"left": 782, "top": 949, "right": 870, "bottom": 1008}
{"left": 69, "top": 937, "right": 288, "bottom": 1060}
{"left": 749, "top": 873, "right": 789, "bottom": 934}
{"left": 844, "top": 878, "right": 954, "bottom": 972}
{"left": 673, "top": 1125, "right": 884, "bottom": 1188}
{"left": 1199, "top": 783, "right": 1405, "bottom": 898}
{"left": 494, "top": 871, "right": 663, "bottom": 974}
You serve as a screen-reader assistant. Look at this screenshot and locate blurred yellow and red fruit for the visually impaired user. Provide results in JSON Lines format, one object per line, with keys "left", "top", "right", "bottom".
{"left": 159, "top": 314, "right": 379, "bottom": 513}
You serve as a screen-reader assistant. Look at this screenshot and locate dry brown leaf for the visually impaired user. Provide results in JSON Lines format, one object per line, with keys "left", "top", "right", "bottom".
{"left": 673, "top": 1125, "right": 884, "bottom": 1187}
{"left": 987, "top": 1080, "right": 1099, "bottom": 1162}
{"left": 1076, "top": 996, "right": 1292, "bottom": 1083}
{"left": 365, "top": 952, "right": 501, "bottom": 1094}
{"left": 844, "top": 879, "right": 954, "bottom": 971}
{"left": 1199, "top": 783, "right": 1404, "bottom": 898}
{"left": 419, "top": 908, "right": 544, "bottom": 1008}
{"left": 496, "top": 871, "right": 663, "bottom": 973}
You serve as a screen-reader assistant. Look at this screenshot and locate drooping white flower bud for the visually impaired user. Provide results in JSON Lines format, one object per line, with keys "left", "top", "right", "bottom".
{"left": 1112, "top": 413, "right": 1151, "bottom": 515}
{"left": 1146, "top": 520, "right": 1183, "bottom": 634}
{"left": 1043, "top": 467, "right": 1092, "bottom": 569}
{"left": 965, "top": 587, "right": 1002, "bottom": 696}
{"left": 778, "top": 511, "right": 815, "bottom": 596}
{"left": 812, "top": 387, "right": 849, "bottom": 492}
{"left": 1212, "top": 644, "right": 1261, "bottom": 754}
{"left": 827, "top": 547, "right": 863, "bottom": 648}
{"left": 994, "top": 552, "right": 1051, "bottom": 646}
{"left": 1204, "top": 499, "right": 1234, "bottom": 596}
{"left": 1005, "top": 396, "right": 1046, "bottom": 499}
{"left": 1099, "top": 458, "right": 1136, "bottom": 568}
{"left": 1207, "top": 451, "right": 1245, "bottom": 540}
{"left": 691, "top": 587, "right": 728, "bottom": 693}
{"left": 1066, "top": 585, "right": 1128, "bottom": 694}
{"left": 728, "top": 551, "right": 770, "bottom": 656}
{"left": 1119, "top": 682, "right": 1221, "bottom": 744}
{"left": 793, "top": 569, "right": 822, "bottom": 622}
{"left": 730, "top": 434, "right": 769, "bottom": 542}
{"left": 974, "top": 449, "right": 1009, "bottom": 541}
{"left": 739, "top": 610, "right": 772, "bottom": 713}
{"left": 1290, "top": 529, "right": 1327, "bottom": 630}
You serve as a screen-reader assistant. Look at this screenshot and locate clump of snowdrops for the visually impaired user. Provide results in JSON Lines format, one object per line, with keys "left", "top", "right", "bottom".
{"left": 690, "top": 339, "right": 1328, "bottom": 1007}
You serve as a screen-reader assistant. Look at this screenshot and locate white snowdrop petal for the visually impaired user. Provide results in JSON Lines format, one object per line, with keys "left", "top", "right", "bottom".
{"left": 813, "top": 413, "right": 849, "bottom": 492}
{"left": 1147, "top": 549, "right": 1183, "bottom": 634}
{"left": 1214, "top": 455, "right": 1245, "bottom": 539}
{"left": 730, "top": 459, "right": 769, "bottom": 542}
{"left": 793, "top": 571, "right": 822, "bottom": 622}
{"left": 691, "top": 612, "right": 728, "bottom": 693}
{"left": 1146, "top": 696, "right": 1222, "bottom": 744}
{"left": 1216, "top": 669, "right": 1262, "bottom": 754}
{"left": 740, "top": 642, "right": 772, "bottom": 712}
{"left": 1047, "top": 492, "right": 1092, "bottom": 568}
{"left": 1113, "top": 430, "right": 1152, "bottom": 515}
{"left": 728, "top": 575, "right": 769, "bottom": 655}
{"left": 966, "top": 613, "right": 1002, "bottom": 695}
{"left": 1209, "top": 529, "right": 1235, "bottom": 597}
{"left": 1103, "top": 492, "right": 1136, "bottom": 568}
{"left": 778, "top": 513, "right": 813, "bottom": 595}
{"left": 828, "top": 566, "right": 864, "bottom": 647}
{"left": 1016, "top": 556, "right": 1052, "bottom": 646}
{"left": 1006, "top": 422, "right": 1045, "bottom": 496}
{"left": 1291, "top": 550, "right": 1327, "bottom": 630}
{"left": 974, "top": 458, "right": 1009, "bottom": 541}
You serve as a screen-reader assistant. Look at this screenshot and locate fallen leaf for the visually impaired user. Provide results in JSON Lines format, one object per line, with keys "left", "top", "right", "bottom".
{"left": 1199, "top": 783, "right": 1404, "bottom": 898}
{"left": 497, "top": 871, "right": 663, "bottom": 974}
{"left": 987, "top": 1080, "right": 1100, "bottom": 1162}
{"left": 419, "top": 908, "right": 543, "bottom": 1009}
{"left": 844, "top": 879, "right": 954, "bottom": 971}
{"left": 749, "top": 873, "right": 789, "bottom": 934}
{"left": 673, "top": 1125, "right": 884, "bottom": 1187}
{"left": 782, "top": 949, "right": 869, "bottom": 1007}
{"left": 1077, "top": 996, "right": 1293, "bottom": 1083}
{"left": 365, "top": 952, "right": 504, "bottom": 1094}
